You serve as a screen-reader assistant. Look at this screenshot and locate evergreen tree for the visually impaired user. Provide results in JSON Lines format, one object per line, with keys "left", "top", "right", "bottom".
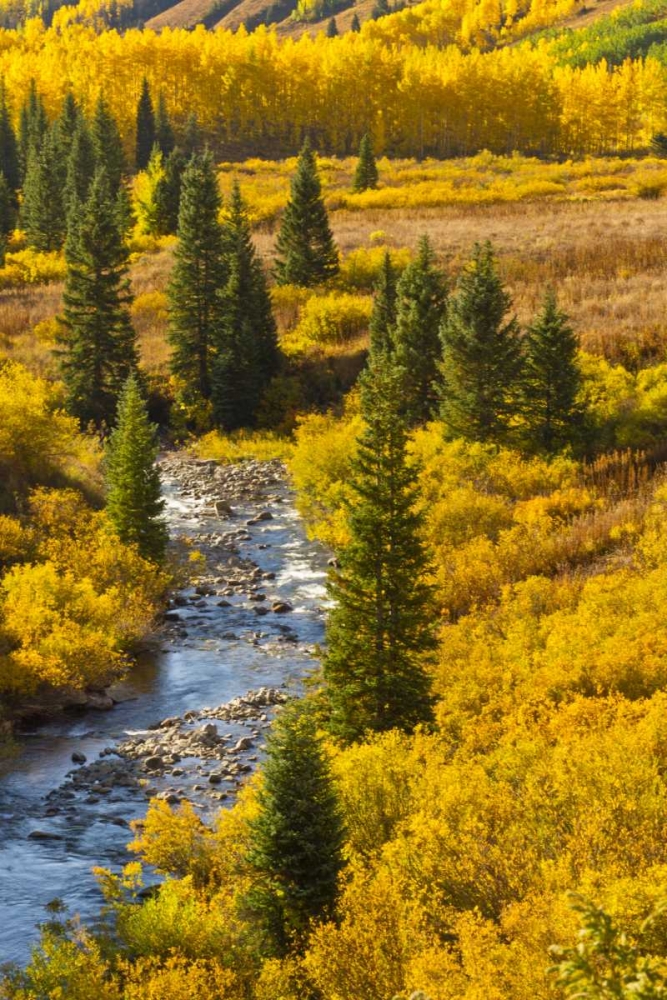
{"left": 21, "top": 127, "right": 67, "bottom": 251}
{"left": 91, "top": 97, "right": 125, "bottom": 196}
{"left": 371, "top": 0, "right": 389, "bottom": 18}
{"left": 350, "top": 11, "right": 361, "bottom": 30}
{"left": 64, "top": 119, "right": 96, "bottom": 216}
{"left": 167, "top": 151, "right": 226, "bottom": 406}
{"left": 324, "top": 348, "right": 436, "bottom": 743}
{"left": 352, "top": 132, "right": 378, "bottom": 192}
{"left": 0, "top": 81, "right": 20, "bottom": 196}
{"left": 369, "top": 250, "right": 397, "bottom": 355}
{"left": 247, "top": 700, "right": 345, "bottom": 956}
{"left": 154, "top": 92, "right": 175, "bottom": 158}
{"left": 274, "top": 138, "right": 339, "bottom": 287}
{"left": 212, "top": 183, "right": 279, "bottom": 429}
{"left": 393, "top": 234, "right": 447, "bottom": 425}
{"left": 18, "top": 81, "right": 47, "bottom": 180}
{"left": 326, "top": 15, "right": 338, "bottom": 35}
{"left": 440, "top": 240, "right": 522, "bottom": 443}
{"left": 520, "top": 288, "right": 583, "bottom": 454}
{"left": 182, "top": 112, "right": 201, "bottom": 158}
{"left": 152, "top": 146, "right": 186, "bottom": 235}
{"left": 0, "top": 173, "right": 15, "bottom": 265}
{"left": 58, "top": 169, "right": 139, "bottom": 431}
{"left": 57, "top": 93, "right": 80, "bottom": 159}
{"left": 105, "top": 374, "right": 167, "bottom": 562}
{"left": 135, "top": 77, "right": 155, "bottom": 171}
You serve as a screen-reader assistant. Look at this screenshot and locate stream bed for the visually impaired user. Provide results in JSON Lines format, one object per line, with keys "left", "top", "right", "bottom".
{"left": 0, "top": 455, "right": 328, "bottom": 966}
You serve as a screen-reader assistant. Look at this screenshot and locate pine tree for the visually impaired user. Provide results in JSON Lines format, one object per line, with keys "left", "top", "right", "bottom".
{"left": 0, "top": 173, "right": 15, "bottom": 265}
{"left": 167, "top": 152, "right": 226, "bottom": 407}
{"left": 182, "top": 112, "right": 201, "bottom": 158}
{"left": 440, "top": 240, "right": 522, "bottom": 443}
{"left": 393, "top": 234, "right": 447, "bottom": 426}
{"left": 212, "top": 182, "right": 279, "bottom": 429}
{"left": 58, "top": 169, "right": 139, "bottom": 431}
{"left": 520, "top": 288, "right": 583, "bottom": 454}
{"left": 324, "top": 348, "right": 436, "bottom": 743}
{"left": 135, "top": 77, "right": 155, "bottom": 172}
{"left": 0, "top": 81, "right": 20, "bottom": 196}
{"left": 154, "top": 93, "right": 175, "bottom": 158}
{"left": 64, "top": 119, "right": 96, "bottom": 217}
{"left": 247, "top": 700, "right": 345, "bottom": 956}
{"left": 18, "top": 81, "right": 47, "bottom": 180}
{"left": 350, "top": 11, "right": 361, "bottom": 30}
{"left": 352, "top": 132, "right": 378, "bottom": 192}
{"left": 371, "top": 0, "right": 389, "bottom": 18}
{"left": 369, "top": 250, "right": 397, "bottom": 355}
{"left": 21, "top": 127, "right": 67, "bottom": 251}
{"left": 327, "top": 15, "right": 338, "bottom": 35}
{"left": 57, "top": 93, "right": 80, "bottom": 159}
{"left": 274, "top": 139, "right": 339, "bottom": 287}
{"left": 91, "top": 97, "right": 125, "bottom": 196}
{"left": 105, "top": 374, "right": 167, "bottom": 562}
{"left": 152, "top": 146, "right": 186, "bottom": 235}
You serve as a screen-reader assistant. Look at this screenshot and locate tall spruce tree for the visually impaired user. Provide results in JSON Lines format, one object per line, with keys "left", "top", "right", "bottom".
{"left": 135, "top": 77, "right": 156, "bottom": 171}
{"left": 353, "top": 132, "right": 379, "bottom": 192}
{"left": 393, "top": 234, "right": 447, "bottom": 426}
{"left": 324, "top": 348, "right": 436, "bottom": 743}
{"left": 350, "top": 11, "right": 361, "bottom": 29}
{"left": 274, "top": 139, "right": 339, "bottom": 287}
{"left": 182, "top": 112, "right": 201, "bottom": 158}
{"left": 18, "top": 81, "right": 47, "bottom": 180}
{"left": 520, "top": 288, "right": 583, "bottom": 454}
{"left": 327, "top": 15, "right": 338, "bottom": 35}
{"left": 369, "top": 250, "right": 397, "bottom": 354}
{"left": 152, "top": 146, "right": 186, "bottom": 235}
{"left": 64, "top": 119, "right": 96, "bottom": 216}
{"left": 246, "top": 700, "right": 345, "bottom": 956}
{"left": 57, "top": 93, "right": 80, "bottom": 158}
{"left": 211, "top": 179, "right": 279, "bottom": 430}
{"left": 440, "top": 240, "right": 522, "bottom": 443}
{"left": 92, "top": 97, "right": 125, "bottom": 196}
{"left": 105, "top": 375, "right": 167, "bottom": 562}
{"left": 0, "top": 174, "right": 14, "bottom": 265}
{"left": 58, "top": 169, "right": 138, "bottom": 431}
{"left": 154, "top": 93, "right": 175, "bottom": 158}
{"left": 21, "top": 127, "right": 67, "bottom": 250}
{"left": 167, "top": 151, "right": 226, "bottom": 406}
{"left": 0, "top": 82, "right": 19, "bottom": 196}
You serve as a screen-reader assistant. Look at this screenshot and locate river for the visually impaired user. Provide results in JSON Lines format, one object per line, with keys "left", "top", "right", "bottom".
{"left": 0, "top": 456, "right": 329, "bottom": 967}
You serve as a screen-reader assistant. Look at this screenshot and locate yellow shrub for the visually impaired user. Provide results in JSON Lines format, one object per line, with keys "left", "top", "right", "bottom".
{"left": 0, "top": 249, "right": 66, "bottom": 288}
{"left": 0, "top": 361, "right": 100, "bottom": 502}
{"left": 289, "top": 409, "right": 363, "bottom": 548}
{"left": 0, "top": 489, "right": 166, "bottom": 696}
{"left": 194, "top": 430, "right": 293, "bottom": 465}
{"left": 122, "top": 956, "right": 240, "bottom": 1000}
{"left": 282, "top": 293, "right": 372, "bottom": 355}
{"left": 338, "top": 246, "right": 413, "bottom": 292}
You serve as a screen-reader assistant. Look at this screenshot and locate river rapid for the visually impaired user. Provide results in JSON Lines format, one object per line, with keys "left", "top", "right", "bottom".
{"left": 0, "top": 455, "right": 329, "bottom": 966}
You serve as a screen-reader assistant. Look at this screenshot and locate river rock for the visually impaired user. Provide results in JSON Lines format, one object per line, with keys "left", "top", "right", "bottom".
{"left": 86, "top": 691, "right": 114, "bottom": 711}
{"left": 144, "top": 755, "right": 164, "bottom": 770}
{"left": 272, "top": 602, "right": 293, "bottom": 614}
{"left": 234, "top": 737, "right": 254, "bottom": 752}
{"left": 28, "top": 830, "right": 63, "bottom": 841}
{"left": 256, "top": 511, "right": 273, "bottom": 521}
{"left": 71, "top": 752, "right": 87, "bottom": 764}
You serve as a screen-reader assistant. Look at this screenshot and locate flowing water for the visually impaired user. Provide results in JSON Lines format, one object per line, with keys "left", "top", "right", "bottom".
{"left": 0, "top": 457, "right": 328, "bottom": 966}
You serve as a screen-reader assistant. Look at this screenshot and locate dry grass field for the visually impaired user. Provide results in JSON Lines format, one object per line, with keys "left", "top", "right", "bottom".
{"left": 3, "top": 154, "right": 667, "bottom": 384}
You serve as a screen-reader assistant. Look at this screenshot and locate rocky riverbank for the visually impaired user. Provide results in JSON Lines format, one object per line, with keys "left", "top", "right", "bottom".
{"left": 17, "top": 453, "right": 326, "bottom": 841}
